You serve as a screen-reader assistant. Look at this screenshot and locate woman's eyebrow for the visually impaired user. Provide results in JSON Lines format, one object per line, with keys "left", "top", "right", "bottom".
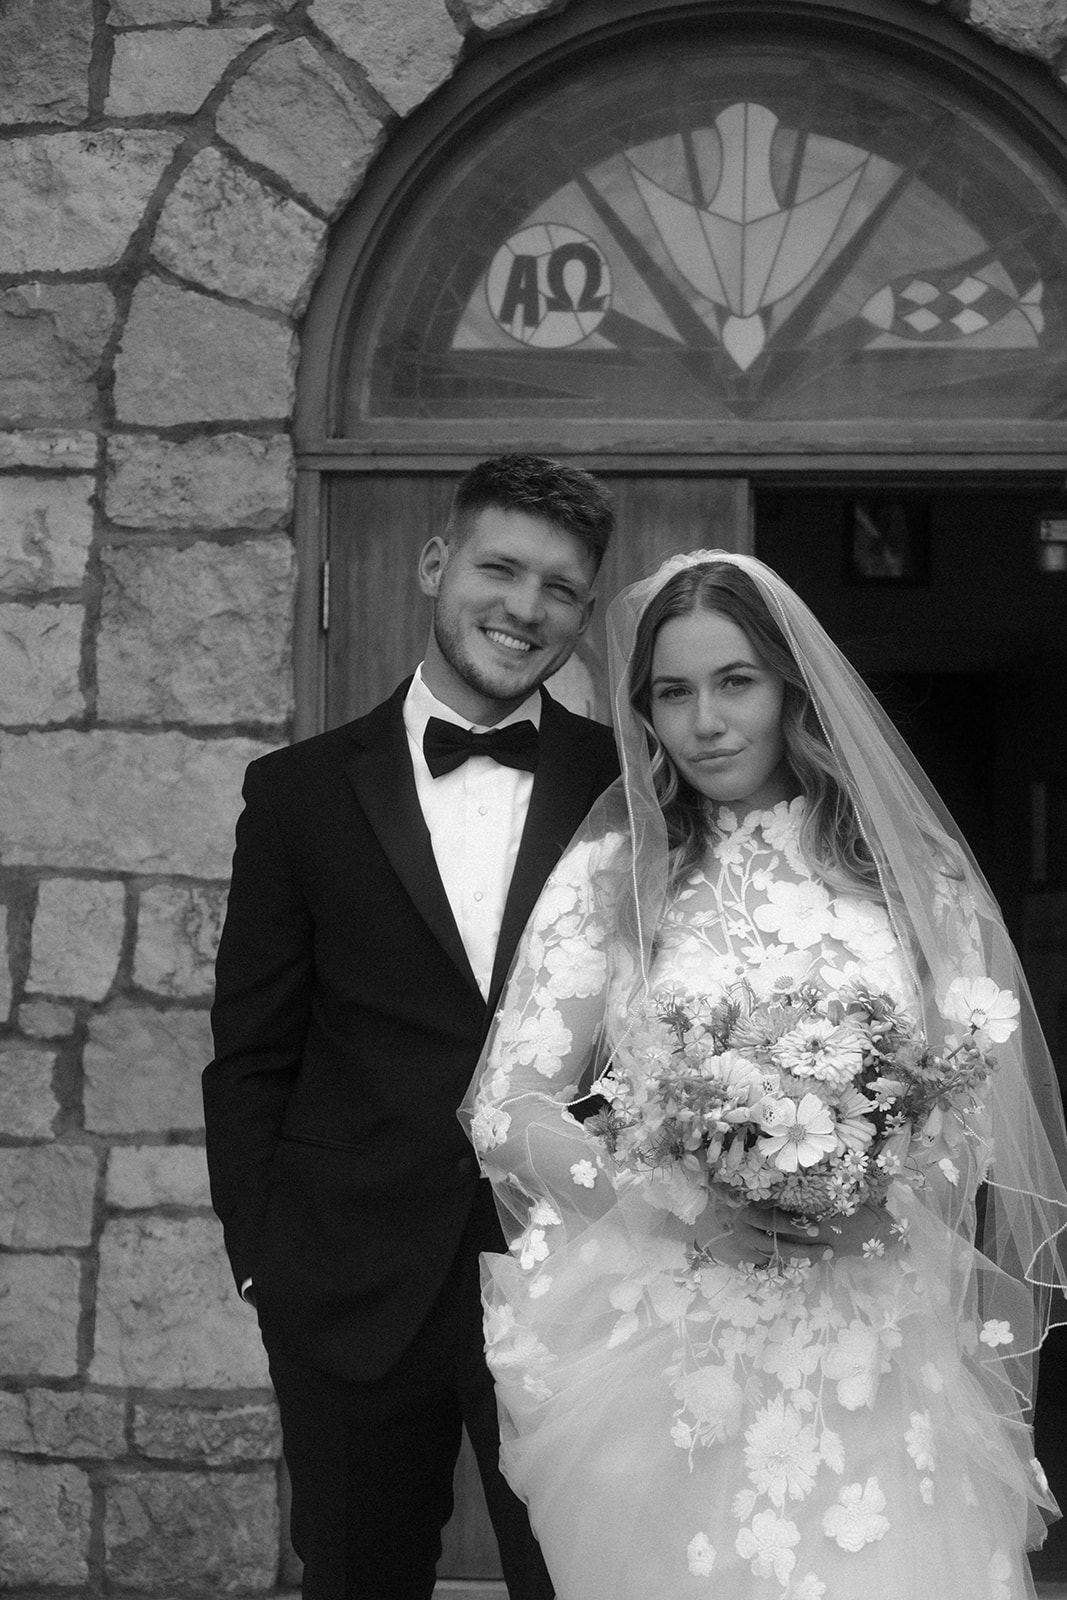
{"left": 652, "top": 658, "right": 757, "bottom": 685}
{"left": 714, "top": 658, "right": 759, "bottom": 674}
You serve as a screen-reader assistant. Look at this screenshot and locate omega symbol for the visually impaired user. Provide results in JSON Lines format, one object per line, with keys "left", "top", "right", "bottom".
{"left": 487, "top": 224, "right": 612, "bottom": 348}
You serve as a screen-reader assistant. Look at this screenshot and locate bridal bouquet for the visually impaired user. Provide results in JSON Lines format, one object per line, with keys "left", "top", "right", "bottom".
{"left": 586, "top": 975, "right": 1018, "bottom": 1224}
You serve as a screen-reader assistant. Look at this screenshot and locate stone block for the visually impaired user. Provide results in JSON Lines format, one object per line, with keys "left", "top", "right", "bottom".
{"left": 0, "top": 1458, "right": 91, "bottom": 1584}
{"left": 134, "top": 883, "right": 228, "bottom": 998}
{"left": 0, "top": 1254, "right": 81, "bottom": 1377}
{"left": 84, "top": 1006, "right": 211, "bottom": 1134}
{"left": 0, "top": 918, "right": 10, "bottom": 1025}
{"left": 17, "top": 999, "right": 77, "bottom": 1037}
{"left": 110, "top": 0, "right": 211, "bottom": 18}
{"left": 2, "top": 1386, "right": 126, "bottom": 1457}
{"left": 0, "top": 730, "right": 274, "bottom": 875}
{"left": 969, "top": 0, "right": 1067, "bottom": 61}
{"left": 154, "top": 146, "right": 327, "bottom": 315}
{"left": 104, "top": 1468, "right": 278, "bottom": 1590}
{"left": 0, "top": 429, "right": 96, "bottom": 470}
{"left": 216, "top": 38, "right": 383, "bottom": 214}
{"left": 462, "top": 0, "right": 556, "bottom": 31}
{"left": 0, "top": 1143, "right": 98, "bottom": 1248}
{"left": 0, "top": 474, "right": 94, "bottom": 594}
{"left": 0, "top": 282, "right": 114, "bottom": 426}
{"left": 107, "top": 1144, "right": 212, "bottom": 1208}
{"left": 97, "top": 539, "right": 294, "bottom": 725}
{"left": 114, "top": 279, "right": 296, "bottom": 426}
{"left": 105, "top": 431, "right": 293, "bottom": 531}
{"left": 0, "top": 131, "right": 180, "bottom": 274}
{"left": 0, "top": 603, "right": 83, "bottom": 724}
{"left": 132, "top": 1398, "right": 281, "bottom": 1463}
{"left": 0, "top": 0, "right": 93, "bottom": 125}
{"left": 29, "top": 877, "right": 126, "bottom": 1001}
{"left": 308, "top": 0, "right": 462, "bottom": 117}
{"left": 107, "top": 26, "right": 270, "bottom": 116}
{"left": 0, "top": 1388, "right": 31, "bottom": 1447}
{"left": 0, "top": 1046, "right": 58, "bottom": 1138}
{"left": 91, "top": 1215, "right": 270, "bottom": 1386}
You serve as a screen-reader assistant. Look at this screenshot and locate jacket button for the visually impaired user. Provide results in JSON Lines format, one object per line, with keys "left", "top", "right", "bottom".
{"left": 455, "top": 1156, "right": 476, "bottom": 1176}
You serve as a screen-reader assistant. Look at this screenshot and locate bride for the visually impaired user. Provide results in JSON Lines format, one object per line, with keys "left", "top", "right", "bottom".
{"left": 462, "top": 551, "right": 1067, "bottom": 1600}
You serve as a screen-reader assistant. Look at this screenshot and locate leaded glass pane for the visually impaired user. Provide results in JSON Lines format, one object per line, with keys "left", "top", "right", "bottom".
{"left": 339, "top": 29, "right": 1067, "bottom": 443}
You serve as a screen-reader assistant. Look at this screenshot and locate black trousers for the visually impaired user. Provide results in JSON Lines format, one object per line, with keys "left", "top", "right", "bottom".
{"left": 262, "top": 1234, "right": 554, "bottom": 1600}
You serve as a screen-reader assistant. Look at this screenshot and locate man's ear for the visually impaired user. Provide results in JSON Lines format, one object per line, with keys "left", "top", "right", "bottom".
{"left": 417, "top": 536, "right": 449, "bottom": 598}
{"left": 576, "top": 593, "right": 596, "bottom": 638}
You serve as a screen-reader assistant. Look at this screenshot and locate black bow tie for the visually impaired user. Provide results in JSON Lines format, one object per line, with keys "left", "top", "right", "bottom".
{"left": 423, "top": 717, "right": 540, "bottom": 779}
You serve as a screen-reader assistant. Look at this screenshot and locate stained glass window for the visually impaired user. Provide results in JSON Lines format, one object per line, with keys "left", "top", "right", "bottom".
{"left": 338, "top": 27, "right": 1067, "bottom": 448}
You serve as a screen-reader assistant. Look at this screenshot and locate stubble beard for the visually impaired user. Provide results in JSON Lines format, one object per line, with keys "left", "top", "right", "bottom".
{"left": 432, "top": 609, "right": 566, "bottom": 707}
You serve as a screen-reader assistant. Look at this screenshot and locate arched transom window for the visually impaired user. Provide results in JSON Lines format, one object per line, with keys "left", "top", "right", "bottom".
{"left": 334, "top": 22, "right": 1067, "bottom": 457}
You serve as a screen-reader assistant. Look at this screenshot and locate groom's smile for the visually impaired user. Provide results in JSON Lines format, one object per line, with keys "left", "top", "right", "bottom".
{"left": 419, "top": 505, "right": 596, "bottom": 725}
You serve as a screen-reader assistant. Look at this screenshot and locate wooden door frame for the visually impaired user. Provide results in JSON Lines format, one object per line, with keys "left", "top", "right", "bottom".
{"left": 293, "top": 461, "right": 1067, "bottom": 740}
{"left": 290, "top": 0, "right": 1067, "bottom": 736}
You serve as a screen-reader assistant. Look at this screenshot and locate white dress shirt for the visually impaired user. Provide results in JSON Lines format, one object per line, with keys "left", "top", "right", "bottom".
{"left": 403, "top": 664, "right": 540, "bottom": 1001}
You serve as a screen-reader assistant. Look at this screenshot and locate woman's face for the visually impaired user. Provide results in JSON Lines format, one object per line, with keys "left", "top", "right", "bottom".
{"left": 649, "top": 608, "right": 793, "bottom": 814}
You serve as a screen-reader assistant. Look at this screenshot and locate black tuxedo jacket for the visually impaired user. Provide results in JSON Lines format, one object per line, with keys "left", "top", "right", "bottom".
{"left": 203, "top": 681, "right": 619, "bottom": 1381}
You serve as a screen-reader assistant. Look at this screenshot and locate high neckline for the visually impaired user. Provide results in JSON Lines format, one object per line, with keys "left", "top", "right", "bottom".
{"left": 711, "top": 795, "right": 805, "bottom": 838}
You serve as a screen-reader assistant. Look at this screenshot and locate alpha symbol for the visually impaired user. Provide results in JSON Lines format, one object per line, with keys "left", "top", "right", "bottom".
{"left": 487, "top": 224, "right": 611, "bottom": 347}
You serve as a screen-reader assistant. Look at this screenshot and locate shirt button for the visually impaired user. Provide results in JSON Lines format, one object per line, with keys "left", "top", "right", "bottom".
{"left": 473, "top": 891, "right": 484, "bottom": 902}
{"left": 478, "top": 805, "right": 488, "bottom": 816}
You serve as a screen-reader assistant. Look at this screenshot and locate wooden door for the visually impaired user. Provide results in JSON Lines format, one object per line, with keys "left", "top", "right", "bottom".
{"left": 325, "top": 474, "right": 749, "bottom": 727}
{"left": 323, "top": 472, "right": 749, "bottom": 1585}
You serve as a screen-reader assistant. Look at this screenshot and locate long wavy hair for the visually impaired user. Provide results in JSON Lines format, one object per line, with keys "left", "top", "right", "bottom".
{"left": 627, "top": 561, "right": 883, "bottom": 905}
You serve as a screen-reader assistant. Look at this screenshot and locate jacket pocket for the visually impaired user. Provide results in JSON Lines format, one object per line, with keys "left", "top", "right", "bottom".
{"left": 279, "top": 1131, "right": 370, "bottom": 1153}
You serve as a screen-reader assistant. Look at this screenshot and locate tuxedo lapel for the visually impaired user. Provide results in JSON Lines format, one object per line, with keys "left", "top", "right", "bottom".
{"left": 344, "top": 685, "right": 479, "bottom": 994}
{"left": 488, "top": 693, "right": 604, "bottom": 1007}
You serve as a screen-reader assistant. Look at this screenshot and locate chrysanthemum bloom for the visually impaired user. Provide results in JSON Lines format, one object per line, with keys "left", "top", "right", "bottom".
{"left": 776, "top": 1017, "right": 865, "bottom": 1090}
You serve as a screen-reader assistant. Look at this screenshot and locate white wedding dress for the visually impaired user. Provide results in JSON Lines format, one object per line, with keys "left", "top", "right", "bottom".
{"left": 469, "top": 801, "right": 1052, "bottom": 1600}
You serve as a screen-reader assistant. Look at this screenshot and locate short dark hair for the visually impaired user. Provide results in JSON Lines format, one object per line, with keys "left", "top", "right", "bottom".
{"left": 445, "top": 454, "right": 614, "bottom": 568}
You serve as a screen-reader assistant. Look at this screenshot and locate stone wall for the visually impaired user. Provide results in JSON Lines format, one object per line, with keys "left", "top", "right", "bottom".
{"left": 0, "top": 1, "right": 1065, "bottom": 1595}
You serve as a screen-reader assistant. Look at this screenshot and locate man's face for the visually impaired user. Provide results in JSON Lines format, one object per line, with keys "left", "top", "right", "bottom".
{"left": 418, "top": 506, "right": 597, "bottom": 724}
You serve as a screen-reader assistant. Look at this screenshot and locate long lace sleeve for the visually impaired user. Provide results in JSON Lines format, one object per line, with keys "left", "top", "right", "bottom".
{"left": 463, "top": 833, "right": 627, "bottom": 1244}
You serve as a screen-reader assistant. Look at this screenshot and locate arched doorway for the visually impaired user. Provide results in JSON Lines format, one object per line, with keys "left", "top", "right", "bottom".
{"left": 295, "top": 2, "right": 1067, "bottom": 1588}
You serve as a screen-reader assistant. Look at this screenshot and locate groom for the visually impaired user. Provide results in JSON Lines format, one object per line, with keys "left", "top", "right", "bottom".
{"left": 203, "top": 455, "right": 618, "bottom": 1600}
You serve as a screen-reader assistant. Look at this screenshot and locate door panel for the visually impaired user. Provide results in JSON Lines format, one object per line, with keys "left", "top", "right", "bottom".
{"left": 325, "top": 474, "right": 750, "bottom": 727}
{"left": 324, "top": 471, "right": 749, "bottom": 1581}
{"left": 327, "top": 475, "right": 453, "bottom": 726}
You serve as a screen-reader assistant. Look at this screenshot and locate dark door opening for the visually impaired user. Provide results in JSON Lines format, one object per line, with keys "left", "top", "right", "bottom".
{"left": 756, "top": 483, "right": 1067, "bottom": 1577}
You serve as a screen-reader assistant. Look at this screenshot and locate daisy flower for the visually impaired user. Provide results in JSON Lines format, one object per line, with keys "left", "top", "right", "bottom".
{"left": 543, "top": 937, "right": 607, "bottom": 1000}
{"left": 905, "top": 1410, "right": 936, "bottom": 1471}
{"left": 471, "top": 1102, "right": 511, "bottom": 1151}
{"left": 822, "top": 1477, "right": 890, "bottom": 1551}
{"left": 761, "top": 1319, "right": 821, "bottom": 1391}
{"left": 686, "top": 1533, "right": 717, "bottom": 1576}
{"left": 831, "top": 1086, "right": 877, "bottom": 1154}
{"left": 758, "top": 1093, "right": 837, "bottom": 1172}
{"left": 497, "top": 1007, "right": 573, "bottom": 1077}
{"left": 942, "top": 976, "right": 1020, "bottom": 1044}
{"left": 979, "top": 1319, "right": 1014, "bottom": 1348}
{"left": 735, "top": 1510, "right": 800, "bottom": 1585}
{"left": 743, "top": 1396, "right": 821, "bottom": 1506}
{"left": 674, "top": 1364, "right": 745, "bottom": 1440}
{"left": 753, "top": 880, "right": 834, "bottom": 950}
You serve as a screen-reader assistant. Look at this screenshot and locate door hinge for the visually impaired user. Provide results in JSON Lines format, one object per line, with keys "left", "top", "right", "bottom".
{"left": 319, "top": 558, "right": 330, "bottom": 632}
